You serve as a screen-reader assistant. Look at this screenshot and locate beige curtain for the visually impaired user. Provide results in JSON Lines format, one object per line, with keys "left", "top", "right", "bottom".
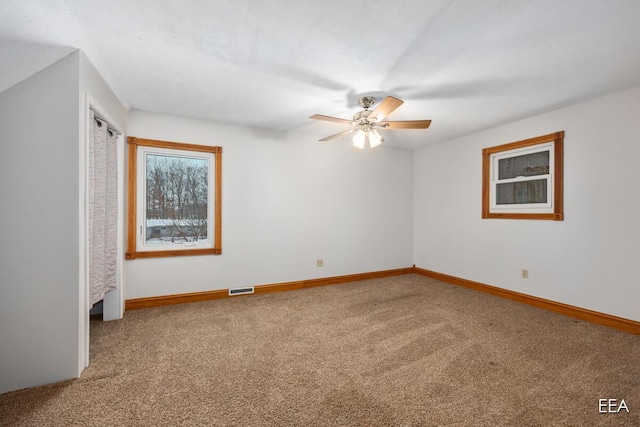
{"left": 89, "top": 109, "right": 118, "bottom": 305}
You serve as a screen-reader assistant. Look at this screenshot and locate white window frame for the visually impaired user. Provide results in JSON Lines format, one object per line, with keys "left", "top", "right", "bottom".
{"left": 137, "top": 146, "right": 215, "bottom": 253}
{"left": 127, "top": 137, "right": 222, "bottom": 259}
{"left": 489, "top": 142, "right": 554, "bottom": 214}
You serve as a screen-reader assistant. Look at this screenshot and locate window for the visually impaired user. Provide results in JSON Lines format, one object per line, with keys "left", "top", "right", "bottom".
{"left": 482, "top": 131, "right": 563, "bottom": 220}
{"left": 126, "top": 137, "right": 222, "bottom": 259}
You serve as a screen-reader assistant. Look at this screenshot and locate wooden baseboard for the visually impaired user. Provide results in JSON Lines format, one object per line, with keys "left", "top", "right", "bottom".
{"left": 125, "top": 266, "right": 639, "bottom": 335}
{"left": 125, "top": 289, "right": 229, "bottom": 310}
{"left": 125, "top": 267, "right": 414, "bottom": 311}
{"left": 413, "top": 267, "right": 640, "bottom": 335}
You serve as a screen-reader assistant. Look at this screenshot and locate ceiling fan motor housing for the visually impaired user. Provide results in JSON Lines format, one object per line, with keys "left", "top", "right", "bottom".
{"left": 353, "top": 97, "right": 383, "bottom": 127}
{"left": 352, "top": 109, "right": 373, "bottom": 125}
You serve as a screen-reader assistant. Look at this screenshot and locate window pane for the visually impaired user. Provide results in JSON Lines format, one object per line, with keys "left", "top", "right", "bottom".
{"left": 498, "top": 151, "right": 549, "bottom": 180}
{"left": 145, "top": 154, "right": 208, "bottom": 244}
{"left": 496, "top": 179, "right": 547, "bottom": 205}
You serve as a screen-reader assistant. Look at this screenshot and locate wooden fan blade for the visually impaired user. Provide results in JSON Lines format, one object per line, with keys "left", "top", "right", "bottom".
{"left": 368, "top": 96, "right": 404, "bottom": 122}
{"left": 309, "top": 114, "right": 352, "bottom": 125}
{"left": 319, "top": 128, "right": 354, "bottom": 142}
{"left": 381, "top": 120, "right": 432, "bottom": 129}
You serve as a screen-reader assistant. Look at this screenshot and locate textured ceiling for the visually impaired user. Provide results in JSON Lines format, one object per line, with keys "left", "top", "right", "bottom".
{"left": 2, "top": 0, "right": 640, "bottom": 149}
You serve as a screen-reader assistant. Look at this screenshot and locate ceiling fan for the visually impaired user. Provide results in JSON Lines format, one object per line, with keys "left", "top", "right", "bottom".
{"left": 310, "top": 96, "right": 431, "bottom": 149}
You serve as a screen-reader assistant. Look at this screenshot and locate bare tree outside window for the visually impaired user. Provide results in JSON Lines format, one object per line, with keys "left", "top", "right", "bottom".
{"left": 145, "top": 154, "right": 209, "bottom": 244}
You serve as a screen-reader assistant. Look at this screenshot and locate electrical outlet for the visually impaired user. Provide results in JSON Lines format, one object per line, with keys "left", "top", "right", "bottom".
{"left": 521, "top": 269, "right": 529, "bottom": 279}
{"left": 316, "top": 259, "right": 324, "bottom": 267}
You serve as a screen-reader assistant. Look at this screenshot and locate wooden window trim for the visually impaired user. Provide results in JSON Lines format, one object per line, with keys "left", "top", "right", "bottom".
{"left": 126, "top": 137, "right": 222, "bottom": 259}
{"left": 482, "top": 131, "right": 564, "bottom": 221}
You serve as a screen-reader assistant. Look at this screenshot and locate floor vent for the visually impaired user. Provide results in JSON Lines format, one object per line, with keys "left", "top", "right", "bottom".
{"left": 228, "top": 286, "right": 254, "bottom": 296}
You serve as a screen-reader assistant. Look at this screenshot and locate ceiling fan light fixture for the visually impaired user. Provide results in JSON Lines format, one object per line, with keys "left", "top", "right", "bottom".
{"left": 369, "top": 129, "right": 383, "bottom": 149}
{"left": 352, "top": 130, "right": 366, "bottom": 149}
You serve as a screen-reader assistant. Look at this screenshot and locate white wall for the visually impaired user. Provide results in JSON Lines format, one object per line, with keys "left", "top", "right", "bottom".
{"left": 0, "top": 50, "right": 127, "bottom": 394}
{"left": 414, "top": 86, "right": 640, "bottom": 322}
{"left": 0, "top": 53, "right": 81, "bottom": 393}
{"left": 126, "top": 111, "right": 414, "bottom": 299}
{"left": 79, "top": 52, "right": 128, "bottom": 128}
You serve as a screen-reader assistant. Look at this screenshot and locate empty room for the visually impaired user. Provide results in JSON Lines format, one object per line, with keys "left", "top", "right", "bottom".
{"left": 1, "top": 1, "right": 639, "bottom": 425}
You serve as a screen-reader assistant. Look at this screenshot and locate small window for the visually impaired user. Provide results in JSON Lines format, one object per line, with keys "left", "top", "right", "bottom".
{"left": 482, "top": 131, "right": 563, "bottom": 220}
{"left": 126, "top": 137, "right": 222, "bottom": 259}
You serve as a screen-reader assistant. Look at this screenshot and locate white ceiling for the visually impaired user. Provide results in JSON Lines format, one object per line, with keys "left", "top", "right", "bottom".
{"left": 2, "top": 0, "right": 640, "bottom": 149}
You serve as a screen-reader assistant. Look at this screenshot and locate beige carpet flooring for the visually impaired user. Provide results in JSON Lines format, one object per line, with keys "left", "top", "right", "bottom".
{"left": 1, "top": 274, "right": 638, "bottom": 426}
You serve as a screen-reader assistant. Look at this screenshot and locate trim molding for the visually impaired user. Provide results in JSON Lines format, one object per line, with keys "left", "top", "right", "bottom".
{"left": 125, "top": 137, "right": 222, "bottom": 260}
{"left": 481, "top": 131, "right": 564, "bottom": 221}
{"left": 413, "top": 267, "right": 640, "bottom": 335}
{"left": 125, "top": 267, "right": 413, "bottom": 311}
{"left": 124, "top": 266, "right": 639, "bottom": 335}
{"left": 125, "top": 289, "right": 229, "bottom": 310}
